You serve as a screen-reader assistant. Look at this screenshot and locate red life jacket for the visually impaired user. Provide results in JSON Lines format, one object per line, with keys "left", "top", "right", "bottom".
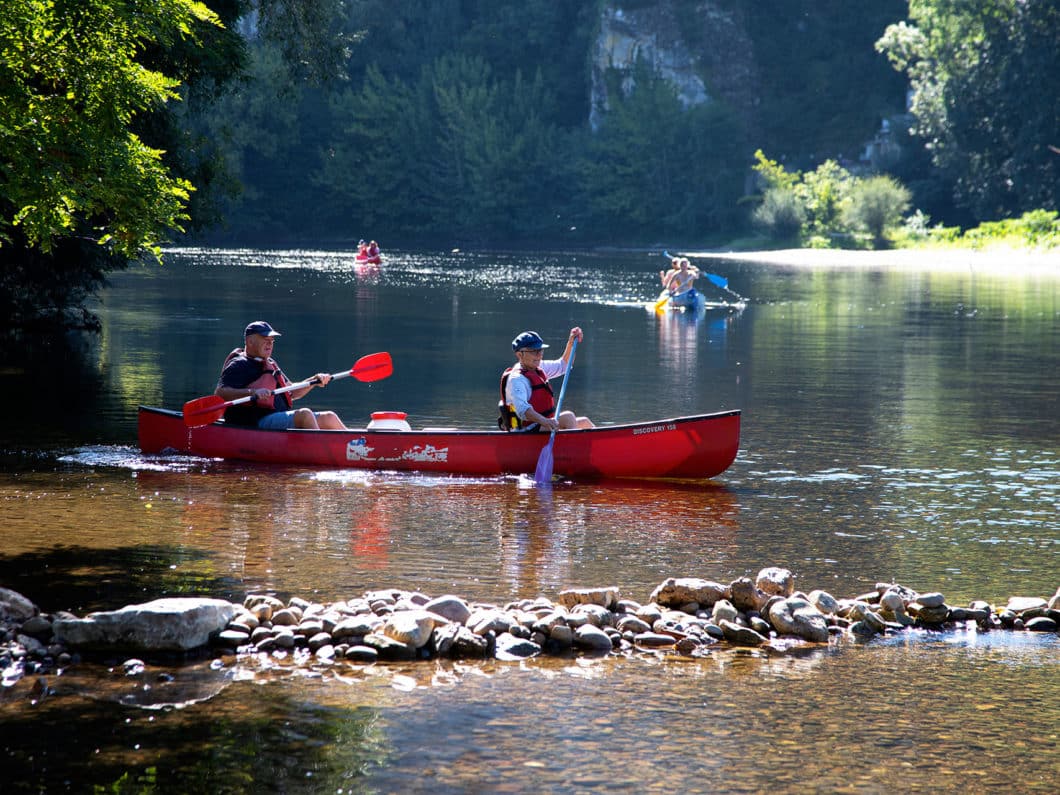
{"left": 220, "top": 348, "right": 293, "bottom": 411}
{"left": 497, "top": 364, "right": 555, "bottom": 431}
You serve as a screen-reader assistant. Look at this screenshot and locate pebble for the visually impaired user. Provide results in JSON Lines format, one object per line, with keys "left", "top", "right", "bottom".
{"left": 2, "top": 570, "right": 1058, "bottom": 688}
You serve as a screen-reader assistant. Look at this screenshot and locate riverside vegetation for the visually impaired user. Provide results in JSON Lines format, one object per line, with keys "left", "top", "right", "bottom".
{"left": 4, "top": 1, "right": 1057, "bottom": 338}
{"left": 4, "top": 568, "right": 1059, "bottom": 695}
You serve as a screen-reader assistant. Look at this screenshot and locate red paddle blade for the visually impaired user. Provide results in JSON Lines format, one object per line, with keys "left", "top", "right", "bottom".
{"left": 350, "top": 352, "right": 393, "bottom": 382}
{"left": 182, "top": 395, "right": 226, "bottom": 427}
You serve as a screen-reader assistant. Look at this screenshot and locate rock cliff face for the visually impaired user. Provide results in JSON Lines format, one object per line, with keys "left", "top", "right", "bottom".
{"left": 590, "top": 1, "right": 760, "bottom": 130}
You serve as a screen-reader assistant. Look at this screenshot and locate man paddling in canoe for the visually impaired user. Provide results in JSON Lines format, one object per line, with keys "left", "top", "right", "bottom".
{"left": 499, "top": 329, "right": 594, "bottom": 432}
{"left": 659, "top": 257, "right": 700, "bottom": 302}
{"left": 215, "top": 321, "right": 348, "bottom": 430}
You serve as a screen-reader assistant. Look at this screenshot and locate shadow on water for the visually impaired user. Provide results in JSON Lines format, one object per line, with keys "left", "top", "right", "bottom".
{"left": 1, "top": 683, "right": 389, "bottom": 794}
{"left": 0, "top": 545, "right": 237, "bottom": 615}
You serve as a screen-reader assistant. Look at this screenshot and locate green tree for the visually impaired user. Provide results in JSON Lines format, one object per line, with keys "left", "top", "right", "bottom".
{"left": 877, "top": 0, "right": 1060, "bottom": 220}
{"left": 843, "top": 175, "right": 911, "bottom": 247}
{"left": 580, "top": 60, "right": 745, "bottom": 238}
{"left": 753, "top": 187, "right": 805, "bottom": 242}
{"left": 0, "top": 0, "right": 221, "bottom": 335}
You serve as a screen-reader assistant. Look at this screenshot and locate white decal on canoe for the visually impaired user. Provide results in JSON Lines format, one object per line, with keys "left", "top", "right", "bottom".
{"left": 401, "top": 444, "right": 448, "bottom": 463}
{"left": 632, "top": 423, "right": 676, "bottom": 435}
{"left": 346, "top": 438, "right": 374, "bottom": 461}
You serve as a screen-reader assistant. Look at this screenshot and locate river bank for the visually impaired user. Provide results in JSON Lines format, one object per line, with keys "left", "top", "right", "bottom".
{"left": 693, "top": 246, "right": 1060, "bottom": 275}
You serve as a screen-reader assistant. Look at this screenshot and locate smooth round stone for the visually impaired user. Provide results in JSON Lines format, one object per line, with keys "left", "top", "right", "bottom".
{"left": 616, "top": 615, "right": 652, "bottom": 634}
{"left": 20, "top": 616, "right": 52, "bottom": 637}
{"left": 850, "top": 621, "right": 878, "bottom": 638}
{"left": 217, "top": 629, "right": 250, "bottom": 647}
{"left": 271, "top": 609, "right": 299, "bottom": 627}
{"left": 307, "top": 632, "right": 332, "bottom": 652}
{"left": 250, "top": 626, "right": 273, "bottom": 643}
{"left": 297, "top": 620, "right": 325, "bottom": 636}
{"left": 634, "top": 632, "right": 676, "bottom": 648}
{"left": 749, "top": 616, "right": 772, "bottom": 636}
{"left": 917, "top": 593, "right": 946, "bottom": 609}
{"left": 494, "top": 632, "right": 542, "bottom": 660}
{"left": 1024, "top": 616, "right": 1057, "bottom": 633}
{"left": 573, "top": 625, "right": 613, "bottom": 653}
{"left": 711, "top": 600, "right": 739, "bottom": 625}
{"left": 272, "top": 631, "right": 296, "bottom": 648}
{"left": 424, "top": 595, "right": 472, "bottom": 625}
{"left": 344, "top": 645, "right": 378, "bottom": 663}
{"left": 916, "top": 605, "right": 950, "bottom": 624}
{"left": 719, "top": 620, "right": 766, "bottom": 646}
{"left": 879, "top": 591, "right": 907, "bottom": 614}
{"left": 808, "top": 590, "right": 840, "bottom": 615}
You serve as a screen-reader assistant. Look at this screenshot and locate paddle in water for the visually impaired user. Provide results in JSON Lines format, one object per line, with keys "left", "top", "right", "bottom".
{"left": 534, "top": 337, "right": 578, "bottom": 485}
{"left": 182, "top": 351, "right": 393, "bottom": 428}
{"left": 660, "top": 250, "right": 744, "bottom": 303}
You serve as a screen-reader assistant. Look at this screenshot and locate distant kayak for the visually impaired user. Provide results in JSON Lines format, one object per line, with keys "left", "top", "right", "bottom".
{"left": 355, "top": 253, "right": 382, "bottom": 265}
{"left": 667, "top": 289, "right": 704, "bottom": 310}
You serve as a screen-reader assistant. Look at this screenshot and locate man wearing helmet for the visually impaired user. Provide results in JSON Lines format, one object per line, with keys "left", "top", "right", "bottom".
{"left": 498, "top": 328, "right": 594, "bottom": 432}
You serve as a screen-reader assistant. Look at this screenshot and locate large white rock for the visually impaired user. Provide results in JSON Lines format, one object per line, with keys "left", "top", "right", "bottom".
{"left": 0, "top": 588, "right": 38, "bottom": 623}
{"left": 649, "top": 578, "right": 729, "bottom": 609}
{"left": 53, "top": 598, "right": 237, "bottom": 652}
{"left": 767, "top": 597, "right": 829, "bottom": 643}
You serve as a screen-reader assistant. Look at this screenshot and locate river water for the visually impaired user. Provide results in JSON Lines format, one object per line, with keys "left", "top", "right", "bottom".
{"left": 1, "top": 247, "right": 1057, "bottom": 792}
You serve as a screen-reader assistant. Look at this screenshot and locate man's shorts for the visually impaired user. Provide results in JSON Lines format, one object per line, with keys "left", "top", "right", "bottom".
{"left": 258, "top": 411, "right": 298, "bottom": 430}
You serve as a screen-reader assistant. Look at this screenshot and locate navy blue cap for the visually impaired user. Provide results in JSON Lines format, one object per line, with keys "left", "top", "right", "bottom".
{"left": 245, "top": 321, "right": 281, "bottom": 338}
{"left": 512, "top": 331, "right": 548, "bottom": 351}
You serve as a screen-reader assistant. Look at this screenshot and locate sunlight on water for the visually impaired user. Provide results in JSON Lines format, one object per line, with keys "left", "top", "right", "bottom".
{"left": 3, "top": 248, "right": 1057, "bottom": 793}
{"left": 57, "top": 445, "right": 212, "bottom": 473}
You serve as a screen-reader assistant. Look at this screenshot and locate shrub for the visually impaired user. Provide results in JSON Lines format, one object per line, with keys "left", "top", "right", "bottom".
{"left": 842, "top": 175, "right": 911, "bottom": 247}
{"left": 752, "top": 187, "right": 806, "bottom": 241}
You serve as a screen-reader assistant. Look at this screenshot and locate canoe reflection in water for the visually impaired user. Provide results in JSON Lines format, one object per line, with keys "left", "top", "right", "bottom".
{"left": 131, "top": 465, "right": 740, "bottom": 606}
{"left": 494, "top": 479, "right": 741, "bottom": 599}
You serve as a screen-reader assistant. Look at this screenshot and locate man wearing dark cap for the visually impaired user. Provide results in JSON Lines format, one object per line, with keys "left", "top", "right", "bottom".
{"left": 215, "top": 321, "right": 347, "bottom": 429}
{"left": 498, "top": 327, "right": 594, "bottom": 432}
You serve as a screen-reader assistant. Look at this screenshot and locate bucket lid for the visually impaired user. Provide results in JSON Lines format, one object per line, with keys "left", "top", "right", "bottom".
{"left": 371, "top": 411, "right": 407, "bottom": 420}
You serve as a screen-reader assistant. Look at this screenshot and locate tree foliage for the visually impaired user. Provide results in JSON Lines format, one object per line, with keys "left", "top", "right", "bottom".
{"left": 843, "top": 176, "right": 911, "bottom": 246}
{"left": 0, "top": 0, "right": 221, "bottom": 258}
{"left": 0, "top": 0, "right": 223, "bottom": 336}
{"left": 877, "top": 0, "right": 1060, "bottom": 220}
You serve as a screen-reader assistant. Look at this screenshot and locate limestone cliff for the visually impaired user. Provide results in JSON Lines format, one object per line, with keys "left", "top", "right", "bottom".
{"left": 590, "top": 1, "right": 760, "bottom": 131}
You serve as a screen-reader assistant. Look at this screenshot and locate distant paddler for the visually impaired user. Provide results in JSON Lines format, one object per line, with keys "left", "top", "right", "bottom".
{"left": 655, "top": 256, "right": 700, "bottom": 310}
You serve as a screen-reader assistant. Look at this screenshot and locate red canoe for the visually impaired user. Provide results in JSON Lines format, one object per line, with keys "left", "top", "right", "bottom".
{"left": 137, "top": 406, "right": 741, "bottom": 480}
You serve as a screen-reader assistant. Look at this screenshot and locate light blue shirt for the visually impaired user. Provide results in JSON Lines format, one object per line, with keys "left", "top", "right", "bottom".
{"left": 505, "top": 359, "right": 568, "bottom": 420}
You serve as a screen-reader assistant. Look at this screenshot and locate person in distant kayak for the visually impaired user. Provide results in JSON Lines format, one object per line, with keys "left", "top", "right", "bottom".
{"left": 215, "top": 321, "right": 347, "bottom": 430}
{"left": 366, "top": 240, "right": 381, "bottom": 259}
{"left": 659, "top": 257, "right": 700, "bottom": 299}
{"left": 499, "top": 328, "right": 594, "bottom": 432}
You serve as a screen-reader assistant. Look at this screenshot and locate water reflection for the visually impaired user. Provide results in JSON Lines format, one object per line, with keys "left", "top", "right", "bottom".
{"left": 2, "top": 247, "right": 1058, "bottom": 793}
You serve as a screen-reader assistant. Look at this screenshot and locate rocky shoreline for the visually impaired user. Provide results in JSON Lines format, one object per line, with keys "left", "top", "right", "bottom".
{"left": 3, "top": 569, "right": 1059, "bottom": 691}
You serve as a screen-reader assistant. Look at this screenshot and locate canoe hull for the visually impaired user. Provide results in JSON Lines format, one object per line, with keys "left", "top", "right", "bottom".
{"left": 138, "top": 407, "right": 740, "bottom": 480}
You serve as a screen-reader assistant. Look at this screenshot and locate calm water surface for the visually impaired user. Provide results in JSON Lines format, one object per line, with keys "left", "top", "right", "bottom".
{"left": 1, "top": 248, "right": 1057, "bottom": 792}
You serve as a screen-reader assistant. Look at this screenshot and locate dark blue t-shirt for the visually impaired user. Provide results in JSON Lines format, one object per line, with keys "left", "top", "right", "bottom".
{"left": 218, "top": 354, "right": 289, "bottom": 425}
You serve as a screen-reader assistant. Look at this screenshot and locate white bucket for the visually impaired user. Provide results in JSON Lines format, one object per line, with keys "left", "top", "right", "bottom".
{"left": 367, "top": 411, "right": 411, "bottom": 431}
